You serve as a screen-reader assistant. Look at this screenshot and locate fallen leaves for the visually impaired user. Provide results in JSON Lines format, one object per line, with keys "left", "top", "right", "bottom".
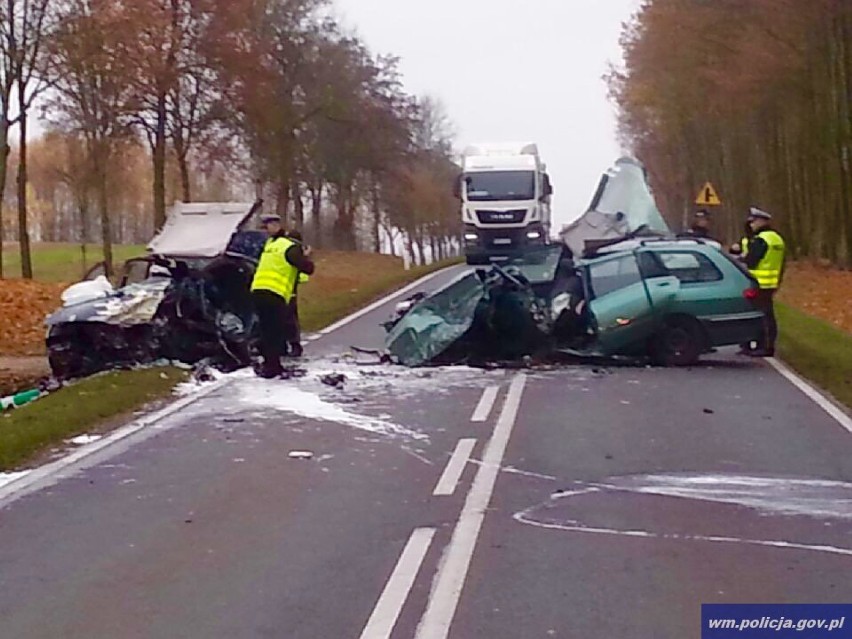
{"left": 778, "top": 262, "right": 852, "bottom": 334}
{"left": 0, "top": 279, "right": 67, "bottom": 357}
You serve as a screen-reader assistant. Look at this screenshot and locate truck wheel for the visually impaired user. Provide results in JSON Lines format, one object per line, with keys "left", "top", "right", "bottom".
{"left": 651, "top": 318, "right": 702, "bottom": 366}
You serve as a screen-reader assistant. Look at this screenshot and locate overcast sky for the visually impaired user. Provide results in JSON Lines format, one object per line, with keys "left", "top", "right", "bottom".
{"left": 333, "top": 0, "right": 640, "bottom": 227}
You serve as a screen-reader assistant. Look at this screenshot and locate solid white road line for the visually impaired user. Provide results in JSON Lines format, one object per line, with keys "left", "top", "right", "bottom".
{"left": 767, "top": 357, "right": 852, "bottom": 434}
{"left": 0, "top": 376, "right": 232, "bottom": 507}
{"left": 470, "top": 386, "right": 499, "bottom": 423}
{"left": 415, "top": 373, "right": 527, "bottom": 639}
{"left": 317, "top": 267, "right": 459, "bottom": 336}
{"left": 360, "top": 527, "right": 437, "bottom": 639}
{"left": 433, "top": 439, "right": 477, "bottom": 496}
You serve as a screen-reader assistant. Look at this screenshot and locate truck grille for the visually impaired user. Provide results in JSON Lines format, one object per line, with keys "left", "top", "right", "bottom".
{"left": 475, "top": 209, "right": 527, "bottom": 225}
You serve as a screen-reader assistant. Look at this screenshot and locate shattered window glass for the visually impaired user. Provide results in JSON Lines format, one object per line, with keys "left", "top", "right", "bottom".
{"left": 657, "top": 251, "right": 722, "bottom": 283}
{"left": 588, "top": 254, "right": 642, "bottom": 298}
{"left": 502, "top": 245, "right": 563, "bottom": 283}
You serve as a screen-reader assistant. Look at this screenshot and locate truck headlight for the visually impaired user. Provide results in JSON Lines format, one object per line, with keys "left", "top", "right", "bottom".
{"left": 526, "top": 231, "right": 541, "bottom": 240}
{"left": 464, "top": 233, "right": 478, "bottom": 241}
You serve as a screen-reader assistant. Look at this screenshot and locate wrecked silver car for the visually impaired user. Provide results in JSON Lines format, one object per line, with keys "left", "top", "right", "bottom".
{"left": 46, "top": 201, "right": 266, "bottom": 380}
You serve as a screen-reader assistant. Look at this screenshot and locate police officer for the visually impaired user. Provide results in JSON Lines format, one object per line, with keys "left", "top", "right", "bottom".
{"left": 742, "top": 207, "right": 786, "bottom": 357}
{"left": 251, "top": 214, "right": 315, "bottom": 377}
{"left": 730, "top": 219, "right": 754, "bottom": 257}
{"left": 687, "top": 209, "right": 713, "bottom": 239}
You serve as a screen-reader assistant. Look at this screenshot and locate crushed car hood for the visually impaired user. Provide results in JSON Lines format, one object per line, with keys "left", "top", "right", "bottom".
{"left": 147, "top": 201, "right": 260, "bottom": 258}
{"left": 559, "top": 157, "right": 670, "bottom": 257}
{"left": 46, "top": 279, "right": 171, "bottom": 327}
{"left": 385, "top": 272, "right": 485, "bottom": 366}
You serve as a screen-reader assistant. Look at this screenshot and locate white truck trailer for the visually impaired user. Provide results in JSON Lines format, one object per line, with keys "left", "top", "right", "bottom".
{"left": 456, "top": 142, "right": 553, "bottom": 264}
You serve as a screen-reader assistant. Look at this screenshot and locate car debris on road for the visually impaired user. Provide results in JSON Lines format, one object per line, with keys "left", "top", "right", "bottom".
{"left": 45, "top": 201, "right": 267, "bottom": 381}
{"left": 385, "top": 159, "right": 765, "bottom": 368}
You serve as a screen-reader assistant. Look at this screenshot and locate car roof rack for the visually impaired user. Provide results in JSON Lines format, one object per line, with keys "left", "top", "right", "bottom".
{"left": 637, "top": 236, "right": 709, "bottom": 247}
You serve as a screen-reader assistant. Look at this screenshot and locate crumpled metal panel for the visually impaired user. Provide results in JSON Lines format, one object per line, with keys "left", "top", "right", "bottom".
{"left": 385, "top": 272, "right": 485, "bottom": 366}
{"left": 560, "top": 157, "right": 670, "bottom": 256}
{"left": 46, "top": 279, "right": 171, "bottom": 327}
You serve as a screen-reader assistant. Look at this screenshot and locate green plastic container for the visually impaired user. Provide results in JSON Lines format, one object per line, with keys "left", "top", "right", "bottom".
{"left": 0, "top": 389, "right": 41, "bottom": 411}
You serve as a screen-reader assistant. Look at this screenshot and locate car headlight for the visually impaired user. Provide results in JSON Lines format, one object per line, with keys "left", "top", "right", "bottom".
{"left": 526, "top": 231, "right": 541, "bottom": 240}
{"left": 464, "top": 233, "right": 478, "bottom": 241}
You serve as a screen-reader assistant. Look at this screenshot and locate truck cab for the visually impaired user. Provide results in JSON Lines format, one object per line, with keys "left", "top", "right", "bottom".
{"left": 457, "top": 142, "right": 553, "bottom": 264}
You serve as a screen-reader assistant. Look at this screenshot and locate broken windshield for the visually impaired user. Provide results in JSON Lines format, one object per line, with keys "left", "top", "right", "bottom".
{"left": 465, "top": 171, "right": 535, "bottom": 201}
{"left": 502, "top": 245, "right": 564, "bottom": 283}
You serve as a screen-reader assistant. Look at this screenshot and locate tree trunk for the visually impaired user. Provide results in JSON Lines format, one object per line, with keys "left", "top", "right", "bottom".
{"left": 0, "top": 117, "right": 9, "bottom": 279}
{"left": 371, "top": 180, "right": 381, "bottom": 253}
{"left": 153, "top": 91, "right": 168, "bottom": 229}
{"left": 176, "top": 144, "right": 192, "bottom": 203}
{"left": 16, "top": 108, "right": 32, "bottom": 279}
{"left": 292, "top": 181, "right": 304, "bottom": 230}
{"left": 94, "top": 146, "right": 113, "bottom": 278}
{"left": 310, "top": 182, "right": 323, "bottom": 248}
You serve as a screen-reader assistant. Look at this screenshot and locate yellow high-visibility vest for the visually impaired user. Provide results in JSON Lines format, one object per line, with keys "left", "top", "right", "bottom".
{"left": 251, "top": 237, "right": 299, "bottom": 301}
{"left": 750, "top": 230, "right": 785, "bottom": 289}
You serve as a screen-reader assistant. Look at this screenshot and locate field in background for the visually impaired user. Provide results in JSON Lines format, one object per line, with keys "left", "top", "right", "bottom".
{"left": 1, "top": 242, "right": 146, "bottom": 283}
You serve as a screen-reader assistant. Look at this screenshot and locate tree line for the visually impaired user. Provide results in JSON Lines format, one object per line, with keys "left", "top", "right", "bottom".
{"left": 609, "top": 0, "right": 852, "bottom": 267}
{"left": 0, "top": 0, "right": 460, "bottom": 278}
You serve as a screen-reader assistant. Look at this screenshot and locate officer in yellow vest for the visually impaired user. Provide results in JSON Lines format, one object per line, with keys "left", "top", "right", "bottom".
{"left": 251, "top": 214, "right": 315, "bottom": 377}
{"left": 742, "top": 207, "right": 786, "bottom": 357}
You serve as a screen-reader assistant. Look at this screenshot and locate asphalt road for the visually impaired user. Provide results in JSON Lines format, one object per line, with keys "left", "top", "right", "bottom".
{"left": 1, "top": 264, "right": 850, "bottom": 638}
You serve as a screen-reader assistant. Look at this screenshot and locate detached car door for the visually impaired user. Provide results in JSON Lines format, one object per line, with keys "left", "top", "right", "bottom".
{"left": 586, "top": 252, "right": 679, "bottom": 354}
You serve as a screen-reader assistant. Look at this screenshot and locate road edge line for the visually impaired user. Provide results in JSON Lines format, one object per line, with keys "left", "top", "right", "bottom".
{"left": 0, "top": 377, "right": 233, "bottom": 506}
{"left": 359, "top": 527, "right": 437, "bottom": 639}
{"left": 415, "top": 373, "right": 527, "bottom": 639}
{"left": 767, "top": 357, "right": 852, "bottom": 434}
{"left": 318, "top": 267, "right": 454, "bottom": 336}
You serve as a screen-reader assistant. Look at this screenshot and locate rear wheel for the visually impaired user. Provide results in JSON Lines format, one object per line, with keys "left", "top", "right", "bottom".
{"left": 651, "top": 318, "right": 703, "bottom": 366}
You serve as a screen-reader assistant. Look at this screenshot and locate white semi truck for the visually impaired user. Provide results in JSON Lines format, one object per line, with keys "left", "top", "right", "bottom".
{"left": 456, "top": 142, "right": 553, "bottom": 264}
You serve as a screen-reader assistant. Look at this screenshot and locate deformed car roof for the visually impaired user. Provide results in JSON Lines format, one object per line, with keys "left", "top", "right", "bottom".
{"left": 146, "top": 201, "right": 261, "bottom": 258}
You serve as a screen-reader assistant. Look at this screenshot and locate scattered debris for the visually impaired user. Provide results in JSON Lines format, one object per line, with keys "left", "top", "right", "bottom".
{"left": 703, "top": 408, "right": 715, "bottom": 414}
{"left": 319, "top": 373, "right": 347, "bottom": 388}
{"left": 69, "top": 434, "right": 103, "bottom": 445}
{"left": 1, "top": 388, "right": 41, "bottom": 411}
{"left": 288, "top": 450, "right": 314, "bottom": 460}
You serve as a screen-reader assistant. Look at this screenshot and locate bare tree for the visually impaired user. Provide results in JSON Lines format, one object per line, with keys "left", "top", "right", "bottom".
{"left": 50, "top": 0, "right": 136, "bottom": 276}
{"left": 5, "top": 0, "right": 58, "bottom": 278}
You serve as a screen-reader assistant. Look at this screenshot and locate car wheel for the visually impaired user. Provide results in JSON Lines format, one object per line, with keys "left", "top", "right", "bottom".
{"left": 651, "top": 318, "right": 703, "bottom": 366}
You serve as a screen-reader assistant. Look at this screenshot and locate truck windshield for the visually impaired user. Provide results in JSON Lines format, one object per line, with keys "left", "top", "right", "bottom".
{"left": 465, "top": 171, "right": 535, "bottom": 201}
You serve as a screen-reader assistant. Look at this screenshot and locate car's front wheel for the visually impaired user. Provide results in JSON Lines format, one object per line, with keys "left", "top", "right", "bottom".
{"left": 651, "top": 318, "right": 703, "bottom": 366}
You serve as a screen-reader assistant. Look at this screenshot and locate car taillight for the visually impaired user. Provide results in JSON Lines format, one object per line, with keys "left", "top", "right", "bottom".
{"left": 743, "top": 288, "right": 759, "bottom": 300}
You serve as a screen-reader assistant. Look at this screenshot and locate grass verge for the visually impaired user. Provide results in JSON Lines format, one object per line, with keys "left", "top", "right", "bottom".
{"left": 2, "top": 242, "right": 146, "bottom": 282}
{"left": 777, "top": 303, "right": 852, "bottom": 410}
{"left": 0, "top": 255, "right": 460, "bottom": 472}
{"left": 300, "top": 254, "right": 462, "bottom": 332}
{"left": 0, "top": 368, "right": 187, "bottom": 471}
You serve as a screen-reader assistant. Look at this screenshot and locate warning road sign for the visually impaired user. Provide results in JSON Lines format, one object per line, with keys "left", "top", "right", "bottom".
{"left": 695, "top": 182, "right": 722, "bottom": 206}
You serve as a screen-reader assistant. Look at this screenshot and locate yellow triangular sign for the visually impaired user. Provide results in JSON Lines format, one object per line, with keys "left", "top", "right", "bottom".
{"left": 695, "top": 182, "right": 722, "bottom": 206}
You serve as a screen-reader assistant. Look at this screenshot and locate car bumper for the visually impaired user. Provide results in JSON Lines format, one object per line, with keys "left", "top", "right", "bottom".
{"left": 699, "top": 311, "right": 765, "bottom": 347}
{"left": 463, "top": 223, "right": 548, "bottom": 263}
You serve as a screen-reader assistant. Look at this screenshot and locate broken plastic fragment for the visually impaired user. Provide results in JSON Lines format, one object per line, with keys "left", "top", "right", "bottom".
{"left": 288, "top": 450, "right": 314, "bottom": 460}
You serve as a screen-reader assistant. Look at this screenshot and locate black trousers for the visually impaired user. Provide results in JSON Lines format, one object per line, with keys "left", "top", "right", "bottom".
{"left": 754, "top": 288, "right": 778, "bottom": 352}
{"left": 252, "top": 290, "right": 295, "bottom": 374}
